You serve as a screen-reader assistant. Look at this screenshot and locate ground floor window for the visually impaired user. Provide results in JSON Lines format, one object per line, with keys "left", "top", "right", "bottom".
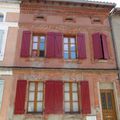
{"left": 27, "top": 81, "right": 44, "bottom": 113}
{"left": 64, "top": 82, "right": 80, "bottom": 113}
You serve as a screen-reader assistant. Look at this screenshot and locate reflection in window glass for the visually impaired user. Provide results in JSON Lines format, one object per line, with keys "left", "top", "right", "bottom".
{"left": 0, "top": 15, "right": 3, "bottom": 22}
{"left": 63, "top": 37, "right": 77, "bottom": 59}
{"left": 32, "top": 35, "right": 46, "bottom": 57}
{"left": 28, "top": 82, "right": 44, "bottom": 113}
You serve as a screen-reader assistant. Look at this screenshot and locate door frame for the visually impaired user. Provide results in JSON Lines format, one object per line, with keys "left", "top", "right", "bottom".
{"left": 98, "top": 82, "right": 119, "bottom": 120}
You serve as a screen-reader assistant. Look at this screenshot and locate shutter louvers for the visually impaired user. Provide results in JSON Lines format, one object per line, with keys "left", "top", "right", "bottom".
{"left": 46, "top": 32, "right": 55, "bottom": 58}
{"left": 77, "top": 33, "right": 86, "bottom": 59}
{"left": 44, "top": 81, "right": 63, "bottom": 114}
{"left": 14, "top": 80, "right": 27, "bottom": 114}
{"left": 55, "top": 33, "right": 63, "bottom": 58}
{"left": 54, "top": 81, "right": 63, "bottom": 114}
{"left": 20, "top": 31, "right": 31, "bottom": 57}
{"left": 101, "top": 34, "right": 109, "bottom": 59}
{"left": 92, "top": 33, "right": 103, "bottom": 59}
{"left": 80, "top": 81, "right": 91, "bottom": 114}
{"left": 44, "top": 81, "right": 54, "bottom": 114}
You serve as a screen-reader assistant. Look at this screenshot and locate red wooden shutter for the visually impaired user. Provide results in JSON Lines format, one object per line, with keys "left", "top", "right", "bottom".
{"left": 46, "top": 32, "right": 55, "bottom": 58}
{"left": 92, "top": 33, "right": 103, "bottom": 59}
{"left": 20, "top": 31, "right": 31, "bottom": 57}
{"left": 14, "top": 80, "right": 27, "bottom": 114}
{"left": 54, "top": 33, "right": 63, "bottom": 58}
{"left": 80, "top": 81, "right": 91, "bottom": 114}
{"left": 101, "top": 34, "right": 109, "bottom": 59}
{"left": 44, "top": 81, "right": 54, "bottom": 114}
{"left": 77, "top": 33, "right": 86, "bottom": 59}
{"left": 54, "top": 81, "right": 63, "bottom": 114}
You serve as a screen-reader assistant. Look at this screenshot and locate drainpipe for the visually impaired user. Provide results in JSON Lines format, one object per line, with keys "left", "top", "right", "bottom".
{"left": 109, "top": 12, "right": 120, "bottom": 81}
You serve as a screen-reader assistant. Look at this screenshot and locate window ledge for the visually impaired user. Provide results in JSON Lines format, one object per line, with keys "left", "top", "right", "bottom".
{"left": 97, "top": 59, "right": 108, "bottom": 63}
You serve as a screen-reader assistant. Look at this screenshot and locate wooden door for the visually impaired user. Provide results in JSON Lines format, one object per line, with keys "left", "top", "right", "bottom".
{"left": 100, "top": 90, "right": 117, "bottom": 120}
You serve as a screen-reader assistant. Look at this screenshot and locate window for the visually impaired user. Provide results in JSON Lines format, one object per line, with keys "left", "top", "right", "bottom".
{"left": 32, "top": 35, "right": 46, "bottom": 57}
{"left": 27, "top": 82, "right": 44, "bottom": 113}
{"left": 21, "top": 31, "right": 86, "bottom": 59}
{"left": 92, "top": 33, "right": 109, "bottom": 60}
{"left": 0, "top": 30, "right": 4, "bottom": 54}
{"left": 64, "top": 82, "right": 79, "bottom": 113}
{"left": 0, "top": 80, "right": 4, "bottom": 110}
{"left": 0, "top": 14, "right": 3, "bottom": 22}
{"left": 64, "top": 37, "right": 77, "bottom": 59}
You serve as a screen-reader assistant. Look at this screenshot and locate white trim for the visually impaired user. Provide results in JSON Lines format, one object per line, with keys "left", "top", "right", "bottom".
{"left": 0, "top": 2, "right": 19, "bottom": 61}
{"left": 113, "top": 82, "right": 120, "bottom": 120}
{"left": 0, "top": 70, "right": 13, "bottom": 75}
{"left": 0, "top": 80, "right": 4, "bottom": 111}
{"left": 97, "top": 82, "right": 103, "bottom": 120}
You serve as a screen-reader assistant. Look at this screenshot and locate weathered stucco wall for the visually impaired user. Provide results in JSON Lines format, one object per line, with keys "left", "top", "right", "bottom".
{"left": 111, "top": 15, "right": 120, "bottom": 69}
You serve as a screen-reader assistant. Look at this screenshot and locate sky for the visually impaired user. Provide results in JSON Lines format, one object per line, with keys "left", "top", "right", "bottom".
{"left": 90, "top": 0, "right": 120, "bottom": 7}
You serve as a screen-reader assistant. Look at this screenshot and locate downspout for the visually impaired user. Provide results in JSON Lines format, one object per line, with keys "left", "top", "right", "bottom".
{"left": 109, "top": 11, "right": 120, "bottom": 81}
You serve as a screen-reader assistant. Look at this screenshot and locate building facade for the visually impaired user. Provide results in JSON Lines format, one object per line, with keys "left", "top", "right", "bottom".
{"left": 0, "top": 0, "right": 120, "bottom": 120}
{"left": 0, "top": 0, "right": 20, "bottom": 120}
{"left": 110, "top": 8, "right": 120, "bottom": 78}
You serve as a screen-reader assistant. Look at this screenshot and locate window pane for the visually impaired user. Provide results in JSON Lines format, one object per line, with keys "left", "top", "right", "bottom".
{"left": 64, "top": 52, "right": 69, "bottom": 59}
{"left": 37, "top": 92, "right": 43, "bottom": 101}
{"left": 73, "top": 102, "right": 79, "bottom": 112}
{"left": 64, "top": 37, "right": 68, "bottom": 43}
{"left": 72, "top": 92, "right": 78, "bottom": 101}
{"left": 64, "top": 102, "right": 70, "bottom": 112}
{"left": 28, "top": 102, "right": 34, "bottom": 112}
{"left": 71, "top": 52, "right": 76, "bottom": 59}
{"left": 107, "top": 93, "right": 113, "bottom": 109}
{"left": 40, "top": 43, "right": 45, "bottom": 50}
{"left": 70, "top": 38, "right": 75, "bottom": 43}
{"left": 70, "top": 44, "right": 75, "bottom": 51}
{"left": 0, "top": 30, "right": 4, "bottom": 52}
{"left": 29, "top": 82, "right": 35, "bottom": 91}
{"left": 39, "top": 51, "right": 45, "bottom": 57}
{"left": 64, "top": 92, "right": 70, "bottom": 101}
{"left": 72, "top": 83, "right": 77, "bottom": 91}
{"left": 64, "top": 83, "right": 69, "bottom": 91}
{"left": 33, "top": 36, "right": 38, "bottom": 42}
{"left": 33, "top": 43, "right": 38, "bottom": 50}
{"left": 37, "top": 102, "right": 43, "bottom": 112}
{"left": 40, "top": 36, "right": 45, "bottom": 43}
{"left": 38, "top": 82, "right": 43, "bottom": 91}
{"left": 0, "top": 80, "right": 4, "bottom": 109}
{"left": 101, "top": 93, "right": 107, "bottom": 109}
{"left": 29, "top": 92, "right": 35, "bottom": 101}
{"left": 64, "top": 44, "right": 68, "bottom": 51}
{"left": 0, "top": 15, "right": 3, "bottom": 22}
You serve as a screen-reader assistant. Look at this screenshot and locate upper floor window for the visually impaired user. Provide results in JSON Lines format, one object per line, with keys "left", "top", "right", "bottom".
{"left": 64, "top": 37, "right": 77, "bottom": 59}
{"left": 92, "top": 33, "right": 109, "bottom": 60}
{"left": 64, "top": 82, "right": 79, "bottom": 113}
{"left": 0, "top": 14, "right": 4, "bottom": 22}
{"left": 32, "top": 35, "right": 46, "bottom": 57}
{"left": 28, "top": 81, "right": 44, "bottom": 113}
{"left": 20, "top": 31, "right": 86, "bottom": 59}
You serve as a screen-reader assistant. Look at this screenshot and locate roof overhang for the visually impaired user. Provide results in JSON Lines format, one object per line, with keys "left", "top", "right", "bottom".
{"left": 111, "top": 8, "right": 120, "bottom": 15}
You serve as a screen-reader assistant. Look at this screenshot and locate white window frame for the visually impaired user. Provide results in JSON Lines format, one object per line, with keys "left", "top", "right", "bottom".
{"left": 0, "top": 28, "right": 7, "bottom": 61}
{"left": 0, "top": 80, "right": 4, "bottom": 110}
